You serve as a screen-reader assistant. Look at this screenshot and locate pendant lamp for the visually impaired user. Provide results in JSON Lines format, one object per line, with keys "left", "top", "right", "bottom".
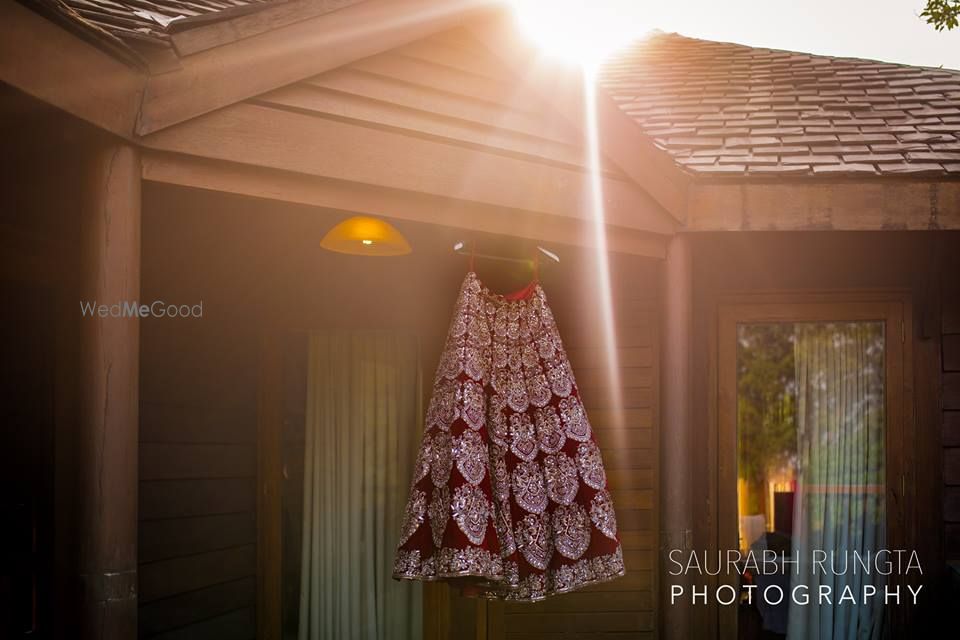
{"left": 320, "top": 216, "right": 412, "bottom": 256}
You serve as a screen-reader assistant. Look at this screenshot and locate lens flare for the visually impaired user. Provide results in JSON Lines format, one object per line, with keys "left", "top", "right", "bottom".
{"left": 510, "top": 0, "right": 649, "bottom": 68}
{"left": 583, "top": 68, "right": 625, "bottom": 437}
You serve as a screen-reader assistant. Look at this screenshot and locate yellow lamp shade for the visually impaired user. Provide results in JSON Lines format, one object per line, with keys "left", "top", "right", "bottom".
{"left": 320, "top": 216, "right": 412, "bottom": 256}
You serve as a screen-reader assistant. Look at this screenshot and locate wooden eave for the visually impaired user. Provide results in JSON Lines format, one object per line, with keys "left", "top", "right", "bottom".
{"left": 136, "top": 0, "right": 500, "bottom": 135}
{"left": 0, "top": 2, "right": 146, "bottom": 140}
{"left": 688, "top": 177, "right": 960, "bottom": 231}
{"left": 7, "top": 1, "right": 960, "bottom": 237}
{"left": 2, "top": 0, "right": 680, "bottom": 253}
{"left": 168, "top": 0, "right": 366, "bottom": 57}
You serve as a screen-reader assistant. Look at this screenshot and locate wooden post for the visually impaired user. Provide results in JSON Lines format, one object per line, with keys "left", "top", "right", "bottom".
{"left": 76, "top": 143, "right": 141, "bottom": 638}
{"left": 661, "top": 233, "right": 692, "bottom": 640}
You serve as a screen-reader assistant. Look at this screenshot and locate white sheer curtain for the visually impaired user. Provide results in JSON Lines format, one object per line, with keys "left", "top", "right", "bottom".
{"left": 298, "top": 332, "right": 423, "bottom": 640}
{"left": 787, "top": 322, "right": 886, "bottom": 640}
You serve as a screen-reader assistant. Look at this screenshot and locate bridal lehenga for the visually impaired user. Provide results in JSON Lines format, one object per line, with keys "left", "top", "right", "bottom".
{"left": 393, "top": 271, "right": 624, "bottom": 601}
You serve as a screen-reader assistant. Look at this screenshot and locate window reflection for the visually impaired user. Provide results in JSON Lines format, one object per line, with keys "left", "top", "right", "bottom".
{"left": 737, "top": 323, "right": 799, "bottom": 553}
{"left": 736, "top": 321, "right": 886, "bottom": 640}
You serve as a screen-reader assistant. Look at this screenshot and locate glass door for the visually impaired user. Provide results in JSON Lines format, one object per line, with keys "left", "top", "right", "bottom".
{"left": 717, "top": 298, "right": 909, "bottom": 640}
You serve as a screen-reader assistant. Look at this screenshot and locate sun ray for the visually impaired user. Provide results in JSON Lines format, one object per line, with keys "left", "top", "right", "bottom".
{"left": 582, "top": 65, "right": 625, "bottom": 439}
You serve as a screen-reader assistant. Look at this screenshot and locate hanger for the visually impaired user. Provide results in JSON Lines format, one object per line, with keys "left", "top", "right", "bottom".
{"left": 453, "top": 241, "right": 560, "bottom": 265}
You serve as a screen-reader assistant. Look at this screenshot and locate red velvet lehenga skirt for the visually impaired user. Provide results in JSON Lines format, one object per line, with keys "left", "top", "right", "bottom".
{"left": 393, "top": 271, "right": 624, "bottom": 601}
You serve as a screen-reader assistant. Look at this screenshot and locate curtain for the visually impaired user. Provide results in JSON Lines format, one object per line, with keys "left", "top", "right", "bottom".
{"left": 786, "top": 322, "right": 885, "bottom": 640}
{"left": 298, "top": 332, "right": 423, "bottom": 640}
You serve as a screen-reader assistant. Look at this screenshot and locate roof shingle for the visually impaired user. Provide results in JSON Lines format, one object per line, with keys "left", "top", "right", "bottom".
{"left": 53, "top": 0, "right": 277, "bottom": 47}
{"left": 600, "top": 33, "right": 960, "bottom": 178}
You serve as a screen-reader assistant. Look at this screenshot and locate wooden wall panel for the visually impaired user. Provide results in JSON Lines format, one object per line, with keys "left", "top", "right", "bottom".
{"left": 140, "top": 443, "right": 256, "bottom": 480}
{"left": 140, "top": 478, "right": 255, "bottom": 520}
{"left": 139, "top": 512, "right": 256, "bottom": 564}
{"left": 945, "top": 412, "right": 960, "bottom": 448}
{"left": 944, "top": 373, "right": 960, "bottom": 411}
{"left": 943, "top": 249, "right": 960, "bottom": 561}
{"left": 501, "top": 258, "right": 660, "bottom": 640}
{"left": 150, "top": 607, "right": 256, "bottom": 640}
{"left": 140, "top": 545, "right": 256, "bottom": 603}
{"left": 943, "top": 335, "right": 960, "bottom": 372}
{"left": 140, "top": 403, "right": 256, "bottom": 444}
{"left": 941, "top": 258, "right": 960, "bottom": 560}
{"left": 138, "top": 200, "right": 260, "bottom": 638}
{"left": 139, "top": 578, "right": 255, "bottom": 638}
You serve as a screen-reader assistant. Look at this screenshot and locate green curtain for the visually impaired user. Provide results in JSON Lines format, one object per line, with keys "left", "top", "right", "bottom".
{"left": 298, "top": 332, "right": 423, "bottom": 640}
{"left": 786, "top": 322, "right": 885, "bottom": 640}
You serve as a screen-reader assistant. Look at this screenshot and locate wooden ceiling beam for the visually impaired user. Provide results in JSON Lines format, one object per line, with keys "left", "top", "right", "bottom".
{"left": 137, "top": 0, "right": 499, "bottom": 135}
{"left": 140, "top": 151, "right": 671, "bottom": 259}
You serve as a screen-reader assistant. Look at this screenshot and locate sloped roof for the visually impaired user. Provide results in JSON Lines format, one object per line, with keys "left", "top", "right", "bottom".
{"left": 17, "top": 2, "right": 960, "bottom": 182}
{"left": 55, "top": 0, "right": 275, "bottom": 47}
{"left": 28, "top": 0, "right": 367, "bottom": 62}
{"left": 599, "top": 33, "right": 960, "bottom": 177}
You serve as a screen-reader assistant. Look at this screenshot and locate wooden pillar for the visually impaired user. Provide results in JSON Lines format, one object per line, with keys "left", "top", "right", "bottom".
{"left": 76, "top": 143, "right": 141, "bottom": 639}
{"left": 660, "top": 233, "right": 693, "bottom": 639}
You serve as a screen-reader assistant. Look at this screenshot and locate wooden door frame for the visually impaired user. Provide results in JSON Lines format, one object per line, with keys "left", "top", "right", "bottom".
{"left": 711, "top": 291, "right": 913, "bottom": 640}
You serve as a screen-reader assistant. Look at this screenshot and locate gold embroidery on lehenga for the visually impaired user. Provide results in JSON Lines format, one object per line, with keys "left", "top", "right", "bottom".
{"left": 452, "top": 484, "right": 490, "bottom": 545}
{"left": 399, "top": 488, "right": 426, "bottom": 545}
{"left": 543, "top": 452, "right": 579, "bottom": 506}
{"left": 512, "top": 459, "right": 548, "bottom": 514}
{"left": 454, "top": 430, "right": 487, "bottom": 485}
{"left": 430, "top": 431, "right": 453, "bottom": 487}
{"left": 590, "top": 489, "right": 619, "bottom": 540}
{"left": 552, "top": 503, "right": 591, "bottom": 560}
{"left": 429, "top": 485, "right": 450, "bottom": 548}
{"left": 516, "top": 512, "right": 553, "bottom": 570}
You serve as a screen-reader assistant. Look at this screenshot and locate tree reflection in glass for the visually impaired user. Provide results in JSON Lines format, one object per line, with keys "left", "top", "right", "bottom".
{"left": 737, "top": 323, "right": 799, "bottom": 549}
